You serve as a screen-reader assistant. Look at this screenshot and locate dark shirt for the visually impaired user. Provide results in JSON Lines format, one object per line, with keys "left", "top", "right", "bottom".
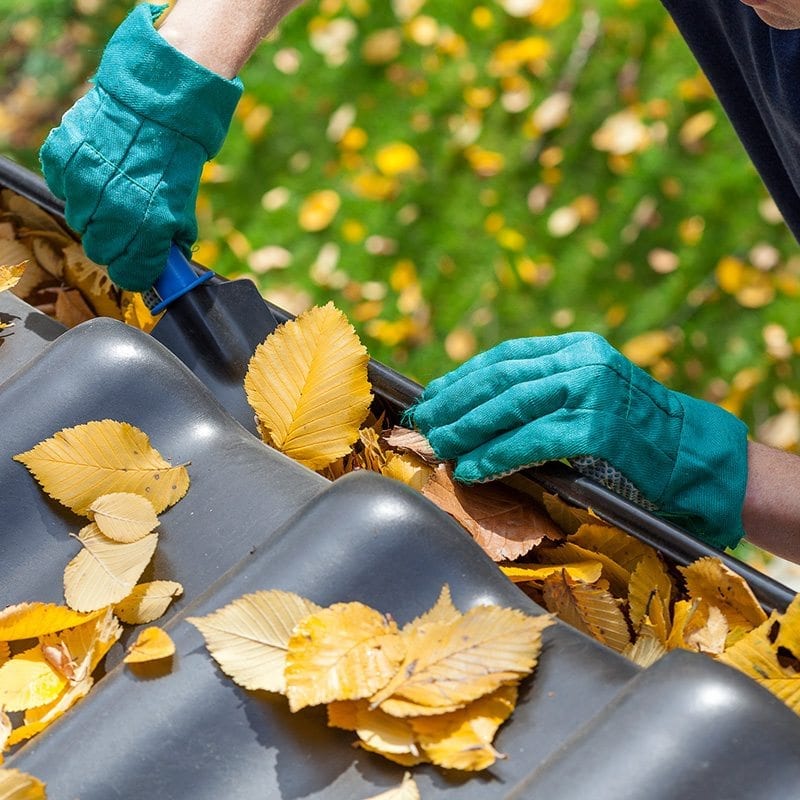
{"left": 662, "top": 0, "right": 800, "bottom": 242}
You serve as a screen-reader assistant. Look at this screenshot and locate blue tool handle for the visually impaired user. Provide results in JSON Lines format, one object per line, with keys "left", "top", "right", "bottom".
{"left": 147, "top": 244, "right": 214, "bottom": 314}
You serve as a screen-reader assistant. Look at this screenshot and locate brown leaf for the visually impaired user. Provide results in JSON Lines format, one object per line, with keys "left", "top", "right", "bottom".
{"left": 53, "top": 288, "right": 95, "bottom": 329}
{"left": 381, "top": 426, "right": 440, "bottom": 463}
{"left": 421, "top": 464, "right": 562, "bottom": 561}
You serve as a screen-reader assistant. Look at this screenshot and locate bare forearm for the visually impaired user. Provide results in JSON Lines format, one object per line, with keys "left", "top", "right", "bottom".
{"left": 157, "top": 0, "right": 303, "bottom": 78}
{"left": 742, "top": 441, "right": 800, "bottom": 563}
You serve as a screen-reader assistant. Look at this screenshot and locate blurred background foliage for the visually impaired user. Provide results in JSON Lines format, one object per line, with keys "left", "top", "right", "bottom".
{"left": 2, "top": 0, "right": 800, "bottom": 450}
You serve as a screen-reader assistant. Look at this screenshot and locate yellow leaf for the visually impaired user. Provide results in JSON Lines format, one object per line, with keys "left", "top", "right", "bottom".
{"left": 327, "top": 699, "right": 360, "bottom": 731}
{"left": 123, "top": 627, "right": 175, "bottom": 664}
{"left": 7, "top": 676, "right": 93, "bottom": 747}
{"left": 0, "top": 645, "right": 7, "bottom": 668}
{"left": 679, "top": 557, "right": 767, "bottom": 631}
{"left": 63, "top": 524, "right": 159, "bottom": 612}
{"left": 0, "top": 711, "right": 10, "bottom": 753}
{"left": 537, "top": 541, "right": 630, "bottom": 597}
{"left": 569, "top": 524, "right": 657, "bottom": 574}
{"left": 357, "top": 741, "right": 426, "bottom": 767}
{"left": 542, "top": 570, "right": 631, "bottom": 653}
{"left": 621, "top": 330, "right": 675, "bottom": 368}
{"left": 371, "top": 606, "right": 553, "bottom": 711}
{"left": 244, "top": 303, "right": 373, "bottom": 470}
{"left": 285, "top": 602, "right": 405, "bottom": 711}
{"left": 113, "top": 581, "right": 184, "bottom": 625}
{"left": 88, "top": 493, "right": 159, "bottom": 543}
{"left": 623, "top": 629, "right": 667, "bottom": 668}
{"left": 776, "top": 593, "right": 800, "bottom": 656}
{"left": 541, "top": 492, "right": 606, "bottom": 535}
{"left": 380, "top": 452, "right": 432, "bottom": 491}
{"left": 188, "top": 590, "right": 321, "bottom": 694}
{"left": 14, "top": 420, "right": 189, "bottom": 515}
{"left": 0, "top": 263, "right": 26, "bottom": 294}
{"left": 361, "top": 772, "right": 420, "bottom": 800}
{"left": 121, "top": 291, "right": 161, "bottom": 334}
{"left": 685, "top": 605, "right": 729, "bottom": 655}
{"left": 500, "top": 561, "right": 603, "bottom": 584}
{"left": 0, "top": 603, "right": 104, "bottom": 641}
{"left": 666, "top": 599, "right": 706, "bottom": 651}
{"left": 0, "top": 645, "right": 67, "bottom": 712}
{"left": 42, "top": 607, "right": 122, "bottom": 681}
{"left": 0, "top": 767, "right": 47, "bottom": 799}
{"left": 353, "top": 701, "right": 419, "bottom": 757}
{"left": 411, "top": 684, "right": 517, "bottom": 771}
{"left": 402, "top": 586, "right": 461, "bottom": 636}
{"left": 628, "top": 553, "right": 673, "bottom": 630}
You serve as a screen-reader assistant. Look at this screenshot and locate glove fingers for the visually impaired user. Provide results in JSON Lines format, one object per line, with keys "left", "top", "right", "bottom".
{"left": 106, "top": 222, "right": 173, "bottom": 292}
{"left": 451, "top": 409, "right": 597, "bottom": 483}
{"left": 424, "top": 369, "right": 611, "bottom": 460}
{"left": 419, "top": 333, "right": 586, "bottom": 401}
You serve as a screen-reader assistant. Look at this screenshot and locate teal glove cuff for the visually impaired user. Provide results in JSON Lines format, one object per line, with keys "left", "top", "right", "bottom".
{"left": 95, "top": 4, "right": 243, "bottom": 158}
{"left": 658, "top": 392, "right": 748, "bottom": 550}
{"left": 406, "top": 333, "right": 749, "bottom": 551}
{"left": 39, "top": 3, "right": 243, "bottom": 291}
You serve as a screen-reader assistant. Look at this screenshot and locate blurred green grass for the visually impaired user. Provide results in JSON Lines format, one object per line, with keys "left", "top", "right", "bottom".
{"left": 2, "top": 0, "right": 800, "bottom": 447}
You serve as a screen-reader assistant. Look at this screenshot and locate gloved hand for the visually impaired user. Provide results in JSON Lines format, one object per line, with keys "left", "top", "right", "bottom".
{"left": 406, "top": 332, "right": 749, "bottom": 550}
{"left": 39, "top": 4, "right": 243, "bottom": 292}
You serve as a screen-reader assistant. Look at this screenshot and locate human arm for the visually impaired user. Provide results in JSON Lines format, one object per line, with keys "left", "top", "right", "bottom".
{"left": 157, "top": 0, "right": 304, "bottom": 79}
{"left": 39, "top": 1, "right": 305, "bottom": 292}
{"left": 742, "top": 441, "right": 800, "bottom": 563}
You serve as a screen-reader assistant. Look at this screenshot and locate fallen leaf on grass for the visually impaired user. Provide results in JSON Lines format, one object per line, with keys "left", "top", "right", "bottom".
{"left": 422, "top": 464, "right": 562, "bottom": 561}
{"left": 123, "top": 627, "right": 175, "bottom": 664}
{"left": 14, "top": 420, "right": 189, "bottom": 515}
{"left": 188, "top": 590, "right": 322, "bottom": 693}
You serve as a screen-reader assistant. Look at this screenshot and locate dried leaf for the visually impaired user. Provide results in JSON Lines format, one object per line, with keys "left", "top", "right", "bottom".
{"left": 113, "top": 581, "right": 184, "bottom": 625}
{"left": 123, "top": 627, "right": 175, "bottom": 664}
{"left": 411, "top": 684, "right": 517, "bottom": 771}
{"left": 371, "top": 606, "right": 553, "bottom": 711}
{"left": 7, "top": 675, "right": 94, "bottom": 748}
{"left": 244, "top": 303, "right": 373, "bottom": 470}
{"left": 14, "top": 420, "right": 190, "bottom": 515}
{"left": 537, "top": 541, "right": 631, "bottom": 597}
{"left": 88, "top": 493, "right": 159, "bottom": 543}
{"left": 380, "top": 452, "right": 433, "bottom": 490}
{"left": 31, "top": 237, "right": 64, "bottom": 278}
{"left": 542, "top": 570, "right": 631, "bottom": 653}
{"left": 0, "top": 603, "right": 104, "bottom": 641}
{"left": 381, "top": 426, "right": 439, "bottom": 463}
{"left": 542, "top": 492, "right": 606, "bottom": 534}
{"left": 0, "top": 645, "right": 67, "bottom": 712}
{"left": 685, "top": 605, "right": 729, "bottom": 655}
{"left": 63, "top": 524, "right": 159, "bottom": 612}
{"left": 285, "top": 602, "right": 405, "bottom": 711}
{"left": 0, "top": 711, "right": 10, "bottom": 753}
{"left": 121, "top": 292, "right": 161, "bottom": 334}
{"left": 62, "top": 243, "right": 123, "bottom": 320}
{"left": 666, "top": 599, "right": 705, "bottom": 651}
{"left": 500, "top": 561, "right": 603, "bottom": 584}
{"left": 53, "top": 288, "right": 93, "bottom": 328}
{"left": 3, "top": 190, "right": 69, "bottom": 235}
{"left": 422, "top": 464, "right": 562, "bottom": 561}
{"left": 188, "top": 590, "right": 321, "bottom": 694}
{"left": 679, "top": 557, "right": 767, "bottom": 631}
{"left": 361, "top": 772, "right": 420, "bottom": 800}
{"left": 353, "top": 701, "right": 419, "bottom": 756}
{"left": 569, "top": 524, "right": 656, "bottom": 574}
{"left": 0, "top": 264, "right": 25, "bottom": 294}
{"left": 402, "top": 586, "right": 461, "bottom": 636}
{"left": 0, "top": 645, "right": 7, "bottom": 668}
{"left": 628, "top": 553, "right": 673, "bottom": 630}
{"left": 623, "top": 629, "right": 667, "bottom": 668}
{"left": 0, "top": 767, "right": 47, "bottom": 799}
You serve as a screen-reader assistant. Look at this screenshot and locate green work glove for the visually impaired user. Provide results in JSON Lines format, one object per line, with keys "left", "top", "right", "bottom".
{"left": 406, "top": 332, "right": 749, "bottom": 550}
{"left": 39, "top": 4, "right": 243, "bottom": 291}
